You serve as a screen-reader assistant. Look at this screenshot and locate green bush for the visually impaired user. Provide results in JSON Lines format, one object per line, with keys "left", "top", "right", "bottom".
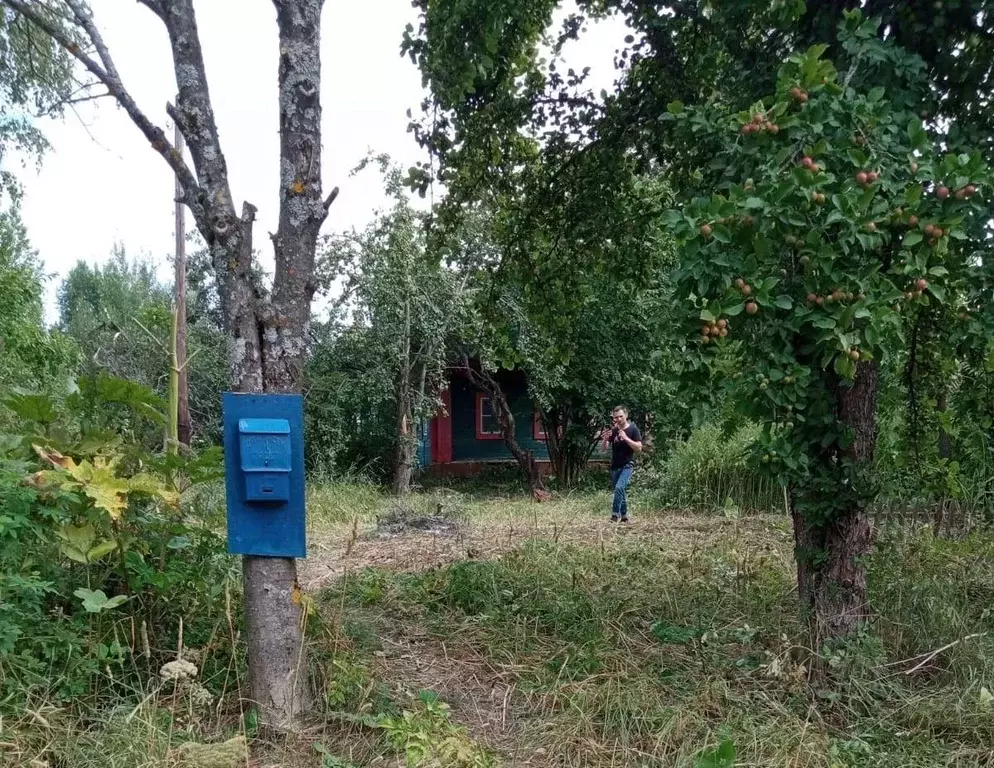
{"left": 0, "top": 377, "right": 238, "bottom": 709}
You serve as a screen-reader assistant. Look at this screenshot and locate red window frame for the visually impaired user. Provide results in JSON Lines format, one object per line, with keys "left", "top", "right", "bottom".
{"left": 475, "top": 392, "right": 503, "bottom": 440}
{"left": 533, "top": 411, "right": 547, "bottom": 441}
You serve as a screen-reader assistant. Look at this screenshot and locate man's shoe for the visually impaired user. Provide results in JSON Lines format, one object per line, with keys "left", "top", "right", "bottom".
{"left": 610, "top": 515, "right": 619, "bottom": 522}
{"left": 620, "top": 517, "right": 630, "bottom": 524}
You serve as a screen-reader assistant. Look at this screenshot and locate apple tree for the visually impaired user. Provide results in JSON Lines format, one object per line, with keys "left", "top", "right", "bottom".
{"left": 663, "top": 11, "right": 994, "bottom": 652}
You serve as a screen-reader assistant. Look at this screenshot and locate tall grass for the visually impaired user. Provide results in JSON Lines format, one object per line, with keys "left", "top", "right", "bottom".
{"left": 643, "top": 423, "right": 784, "bottom": 514}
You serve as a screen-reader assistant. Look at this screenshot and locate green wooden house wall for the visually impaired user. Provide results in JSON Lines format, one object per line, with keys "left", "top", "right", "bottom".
{"left": 448, "top": 374, "right": 548, "bottom": 462}
{"left": 417, "top": 367, "right": 611, "bottom": 474}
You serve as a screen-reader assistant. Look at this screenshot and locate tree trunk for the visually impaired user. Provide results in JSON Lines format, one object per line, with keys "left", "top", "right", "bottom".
{"left": 459, "top": 358, "right": 545, "bottom": 491}
{"left": 543, "top": 407, "right": 598, "bottom": 488}
{"left": 791, "top": 361, "right": 878, "bottom": 659}
{"left": 239, "top": 0, "right": 330, "bottom": 727}
{"left": 937, "top": 390, "right": 951, "bottom": 460}
{"left": 394, "top": 296, "right": 414, "bottom": 496}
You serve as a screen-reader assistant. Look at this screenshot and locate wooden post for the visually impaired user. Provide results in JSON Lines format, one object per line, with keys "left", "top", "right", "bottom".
{"left": 174, "top": 111, "right": 191, "bottom": 448}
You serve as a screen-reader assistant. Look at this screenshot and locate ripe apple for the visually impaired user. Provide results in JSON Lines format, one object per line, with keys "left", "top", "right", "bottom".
{"left": 734, "top": 277, "right": 745, "bottom": 289}
{"left": 864, "top": 221, "right": 877, "bottom": 233}
{"left": 867, "top": 171, "right": 879, "bottom": 182}
{"left": 815, "top": 296, "right": 825, "bottom": 306}
{"left": 908, "top": 215, "right": 919, "bottom": 227}
{"left": 965, "top": 184, "right": 977, "bottom": 197}
{"left": 856, "top": 171, "right": 868, "bottom": 185}
{"left": 807, "top": 293, "right": 817, "bottom": 304}
{"left": 718, "top": 318, "right": 728, "bottom": 329}
{"left": 700, "top": 224, "right": 713, "bottom": 237}
{"left": 745, "top": 301, "right": 759, "bottom": 315}
{"left": 936, "top": 185, "right": 950, "bottom": 199}
{"left": 910, "top": 161, "right": 919, "bottom": 173}
{"left": 849, "top": 349, "right": 860, "bottom": 361}
{"left": 915, "top": 278, "right": 928, "bottom": 291}
{"left": 790, "top": 87, "right": 802, "bottom": 100}
{"left": 741, "top": 284, "right": 753, "bottom": 296}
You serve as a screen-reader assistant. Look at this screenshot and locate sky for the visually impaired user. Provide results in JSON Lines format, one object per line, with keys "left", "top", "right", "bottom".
{"left": 11, "top": 0, "right": 625, "bottom": 323}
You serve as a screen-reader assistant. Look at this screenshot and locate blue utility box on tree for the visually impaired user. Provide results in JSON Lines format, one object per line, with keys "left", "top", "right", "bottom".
{"left": 222, "top": 392, "right": 306, "bottom": 558}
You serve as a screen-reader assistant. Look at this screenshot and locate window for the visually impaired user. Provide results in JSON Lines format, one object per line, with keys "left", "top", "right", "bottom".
{"left": 475, "top": 392, "right": 502, "bottom": 439}
{"left": 533, "top": 411, "right": 547, "bottom": 441}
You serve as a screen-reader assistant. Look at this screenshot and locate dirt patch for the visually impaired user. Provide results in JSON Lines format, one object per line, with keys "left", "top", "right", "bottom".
{"left": 371, "top": 625, "right": 535, "bottom": 764}
{"left": 369, "top": 502, "right": 462, "bottom": 539}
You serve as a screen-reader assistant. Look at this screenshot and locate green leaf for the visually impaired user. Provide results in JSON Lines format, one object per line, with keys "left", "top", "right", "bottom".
{"left": 811, "top": 316, "right": 837, "bottom": 330}
{"left": 834, "top": 354, "right": 856, "bottom": 379}
{"left": 712, "top": 223, "right": 732, "bottom": 243}
{"left": 928, "top": 266, "right": 949, "bottom": 276}
{"left": 74, "top": 588, "right": 129, "bottom": 614}
{"left": 724, "top": 303, "right": 745, "bottom": 317}
{"left": 743, "top": 197, "right": 765, "bottom": 210}
{"left": 928, "top": 284, "right": 947, "bottom": 303}
{"left": 695, "top": 738, "right": 736, "bottom": 768}
{"left": 774, "top": 295, "right": 793, "bottom": 309}
{"left": 667, "top": 100, "right": 685, "bottom": 114}
{"left": 907, "top": 118, "right": 927, "bottom": 149}
{"left": 57, "top": 524, "right": 96, "bottom": 564}
{"left": 3, "top": 392, "right": 57, "bottom": 425}
{"left": 903, "top": 231, "right": 923, "bottom": 247}
{"left": 86, "top": 540, "right": 119, "bottom": 562}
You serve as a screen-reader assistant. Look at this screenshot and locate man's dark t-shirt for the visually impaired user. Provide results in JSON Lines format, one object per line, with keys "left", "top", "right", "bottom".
{"left": 611, "top": 423, "right": 642, "bottom": 470}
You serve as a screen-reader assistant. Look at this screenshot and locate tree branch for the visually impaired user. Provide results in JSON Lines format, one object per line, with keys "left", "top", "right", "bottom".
{"left": 152, "top": 0, "right": 235, "bottom": 228}
{"left": 1, "top": 0, "right": 206, "bottom": 226}
{"left": 135, "top": 0, "right": 165, "bottom": 21}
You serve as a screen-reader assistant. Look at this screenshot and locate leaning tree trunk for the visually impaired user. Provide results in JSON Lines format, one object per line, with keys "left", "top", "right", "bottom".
{"left": 792, "top": 360, "right": 878, "bottom": 659}
{"left": 459, "top": 358, "right": 545, "bottom": 491}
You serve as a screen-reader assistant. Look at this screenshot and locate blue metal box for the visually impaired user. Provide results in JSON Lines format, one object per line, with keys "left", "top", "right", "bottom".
{"left": 222, "top": 393, "right": 306, "bottom": 558}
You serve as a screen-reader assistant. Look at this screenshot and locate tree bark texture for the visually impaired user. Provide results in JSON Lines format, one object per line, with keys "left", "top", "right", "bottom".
{"left": 792, "top": 360, "right": 878, "bottom": 657}
{"left": 1, "top": 0, "right": 336, "bottom": 727}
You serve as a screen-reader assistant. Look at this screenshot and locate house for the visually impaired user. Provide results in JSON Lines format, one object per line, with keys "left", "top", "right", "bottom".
{"left": 416, "top": 366, "right": 608, "bottom": 476}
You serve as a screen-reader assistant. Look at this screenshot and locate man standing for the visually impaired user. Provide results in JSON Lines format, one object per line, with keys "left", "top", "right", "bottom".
{"left": 605, "top": 406, "right": 642, "bottom": 523}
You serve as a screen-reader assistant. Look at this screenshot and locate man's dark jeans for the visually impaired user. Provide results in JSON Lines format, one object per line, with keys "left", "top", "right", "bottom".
{"left": 610, "top": 465, "right": 633, "bottom": 519}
